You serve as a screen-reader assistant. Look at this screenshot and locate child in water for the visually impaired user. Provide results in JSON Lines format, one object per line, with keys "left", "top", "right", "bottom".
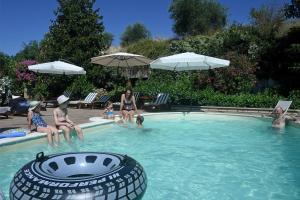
{"left": 103, "top": 101, "right": 115, "bottom": 119}
{"left": 272, "top": 106, "right": 287, "bottom": 128}
{"left": 136, "top": 115, "right": 144, "bottom": 128}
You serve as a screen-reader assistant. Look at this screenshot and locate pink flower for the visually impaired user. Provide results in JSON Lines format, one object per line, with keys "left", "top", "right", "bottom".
{"left": 19, "top": 60, "right": 38, "bottom": 67}
{"left": 15, "top": 60, "right": 37, "bottom": 82}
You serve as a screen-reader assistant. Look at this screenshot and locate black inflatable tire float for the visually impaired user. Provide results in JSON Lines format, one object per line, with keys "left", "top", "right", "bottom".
{"left": 0, "top": 187, "right": 5, "bottom": 200}
{"left": 10, "top": 152, "right": 147, "bottom": 200}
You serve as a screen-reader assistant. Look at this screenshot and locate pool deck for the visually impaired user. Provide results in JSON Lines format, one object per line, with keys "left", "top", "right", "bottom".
{"left": 1, "top": 106, "right": 299, "bottom": 146}
{"left": 0, "top": 107, "right": 141, "bottom": 146}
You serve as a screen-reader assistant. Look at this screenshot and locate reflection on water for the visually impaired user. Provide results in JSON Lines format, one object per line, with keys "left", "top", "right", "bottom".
{"left": 1, "top": 114, "right": 300, "bottom": 200}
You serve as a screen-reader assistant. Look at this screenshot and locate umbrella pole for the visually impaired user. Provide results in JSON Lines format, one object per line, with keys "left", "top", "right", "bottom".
{"left": 127, "top": 79, "right": 132, "bottom": 88}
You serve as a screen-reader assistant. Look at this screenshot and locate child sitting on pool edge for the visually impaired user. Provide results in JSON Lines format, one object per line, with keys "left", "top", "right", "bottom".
{"left": 53, "top": 95, "right": 84, "bottom": 142}
{"left": 103, "top": 101, "right": 115, "bottom": 119}
{"left": 28, "top": 101, "right": 60, "bottom": 146}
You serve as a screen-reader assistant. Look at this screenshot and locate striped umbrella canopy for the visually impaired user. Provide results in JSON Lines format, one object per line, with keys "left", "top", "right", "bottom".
{"left": 91, "top": 52, "right": 152, "bottom": 84}
{"left": 91, "top": 52, "right": 152, "bottom": 67}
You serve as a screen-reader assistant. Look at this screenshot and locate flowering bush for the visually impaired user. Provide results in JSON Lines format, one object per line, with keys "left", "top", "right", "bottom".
{"left": 0, "top": 76, "right": 12, "bottom": 90}
{"left": 15, "top": 60, "right": 37, "bottom": 82}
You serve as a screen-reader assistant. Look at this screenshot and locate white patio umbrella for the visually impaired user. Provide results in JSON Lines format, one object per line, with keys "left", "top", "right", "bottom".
{"left": 150, "top": 52, "right": 230, "bottom": 71}
{"left": 28, "top": 61, "right": 86, "bottom": 75}
{"left": 150, "top": 52, "right": 230, "bottom": 107}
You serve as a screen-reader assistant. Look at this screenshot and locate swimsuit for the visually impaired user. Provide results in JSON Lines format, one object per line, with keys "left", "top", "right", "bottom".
{"left": 32, "top": 113, "right": 47, "bottom": 128}
{"left": 122, "top": 98, "right": 134, "bottom": 111}
{"left": 56, "top": 120, "right": 70, "bottom": 129}
{"left": 106, "top": 111, "right": 114, "bottom": 117}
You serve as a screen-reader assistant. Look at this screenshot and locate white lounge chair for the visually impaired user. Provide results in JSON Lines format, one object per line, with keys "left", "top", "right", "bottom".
{"left": 63, "top": 90, "right": 72, "bottom": 98}
{"left": 273, "top": 100, "right": 292, "bottom": 115}
{"left": 95, "top": 95, "right": 111, "bottom": 108}
{"left": 69, "top": 92, "right": 98, "bottom": 109}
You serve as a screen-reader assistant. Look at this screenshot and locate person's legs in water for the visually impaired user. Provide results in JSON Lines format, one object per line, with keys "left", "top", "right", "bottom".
{"left": 74, "top": 125, "right": 84, "bottom": 140}
{"left": 58, "top": 125, "right": 71, "bottom": 143}
{"left": 128, "top": 110, "right": 135, "bottom": 122}
{"left": 121, "top": 110, "right": 129, "bottom": 121}
{"left": 37, "top": 126, "right": 54, "bottom": 146}
{"left": 48, "top": 125, "right": 60, "bottom": 145}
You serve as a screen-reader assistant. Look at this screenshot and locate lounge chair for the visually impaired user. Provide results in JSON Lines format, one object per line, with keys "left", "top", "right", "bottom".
{"left": 273, "top": 100, "right": 292, "bottom": 115}
{"left": 69, "top": 92, "right": 98, "bottom": 109}
{"left": 63, "top": 90, "right": 72, "bottom": 98}
{"left": 9, "top": 97, "right": 30, "bottom": 115}
{"left": 143, "top": 93, "right": 170, "bottom": 111}
{"left": 112, "top": 92, "right": 140, "bottom": 110}
{"left": 0, "top": 106, "right": 10, "bottom": 118}
{"left": 44, "top": 99, "right": 57, "bottom": 107}
{"left": 95, "top": 95, "right": 111, "bottom": 108}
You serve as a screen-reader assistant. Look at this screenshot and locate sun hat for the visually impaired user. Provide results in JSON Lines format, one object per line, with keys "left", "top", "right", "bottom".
{"left": 28, "top": 101, "right": 41, "bottom": 111}
{"left": 57, "top": 95, "right": 69, "bottom": 105}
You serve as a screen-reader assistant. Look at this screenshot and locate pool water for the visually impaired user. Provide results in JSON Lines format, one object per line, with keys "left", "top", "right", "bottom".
{"left": 1, "top": 113, "right": 300, "bottom": 199}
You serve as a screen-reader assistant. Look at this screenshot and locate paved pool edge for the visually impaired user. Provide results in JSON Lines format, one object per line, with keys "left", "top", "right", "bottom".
{"left": 1, "top": 112, "right": 299, "bottom": 147}
{"left": 0, "top": 120, "right": 114, "bottom": 147}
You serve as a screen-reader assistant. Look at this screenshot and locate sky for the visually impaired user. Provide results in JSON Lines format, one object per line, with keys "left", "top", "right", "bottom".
{"left": 0, "top": 0, "right": 288, "bottom": 56}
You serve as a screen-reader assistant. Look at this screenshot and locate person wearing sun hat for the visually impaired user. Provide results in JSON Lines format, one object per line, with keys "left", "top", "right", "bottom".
{"left": 53, "top": 95, "right": 84, "bottom": 142}
{"left": 27, "top": 101, "right": 59, "bottom": 146}
{"left": 28, "top": 100, "right": 40, "bottom": 111}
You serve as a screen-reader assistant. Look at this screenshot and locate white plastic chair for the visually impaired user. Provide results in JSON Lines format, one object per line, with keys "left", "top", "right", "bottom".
{"left": 273, "top": 100, "right": 292, "bottom": 115}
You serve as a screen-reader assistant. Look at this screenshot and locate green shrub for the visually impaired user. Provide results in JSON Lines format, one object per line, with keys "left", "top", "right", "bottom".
{"left": 67, "top": 76, "right": 95, "bottom": 99}
{"left": 108, "top": 85, "right": 126, "bottom": 102}
{"left": 126, "top": 39, "right": 171, "bottom": 59}
{"left": 288, "top": 90, "right": 300, "bottom": 109}
{"left": 195, "top": 89, "right": 281, "bottom": 108}
{"left": 135, "top": 76, "right": 285, "bottom": 108}
{"left": 31, "top": 76, "right": 49, "bottom": 100}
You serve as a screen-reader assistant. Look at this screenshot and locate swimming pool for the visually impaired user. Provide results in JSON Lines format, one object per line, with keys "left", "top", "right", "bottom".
{"left": 1, "top": 113, "right": 300, "bottom": 199}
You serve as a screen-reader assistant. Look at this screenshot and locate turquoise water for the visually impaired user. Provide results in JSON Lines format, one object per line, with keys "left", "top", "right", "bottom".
{"left": 1, "top": 113, "right": 300, "bottom": 199}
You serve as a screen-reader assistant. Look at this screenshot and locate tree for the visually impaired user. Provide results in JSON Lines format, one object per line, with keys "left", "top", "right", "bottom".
{"left": 265, "top": 27, "right": 300, "bottom": 93}
{"left": 126, "top": 39, "right": 171, "bottom": 59}
{"left": 120, "top": 23, "right": 151, "bottom": 47}
{"left": 0, "top": 52, "right": 12, "bottom": 77}
{"left": 103, "top": 32, "right": 114, "bottom": 49}
{"left": 15, "top": 41, "right": 40, "bottom": 62}
{"left": 285, "top": 0, "right": 300, "bottom": 18}
{"left": 248, "top": 4, "right": 291, "bottom": 92}
{"left": 250, "top": 4, "right": 285, "bottom": 38}
{"left": 40, "top": 0, "right": 105, "bottom": 68}
{"left": 169, "top": 0, "right": 227, "bottom": 37}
